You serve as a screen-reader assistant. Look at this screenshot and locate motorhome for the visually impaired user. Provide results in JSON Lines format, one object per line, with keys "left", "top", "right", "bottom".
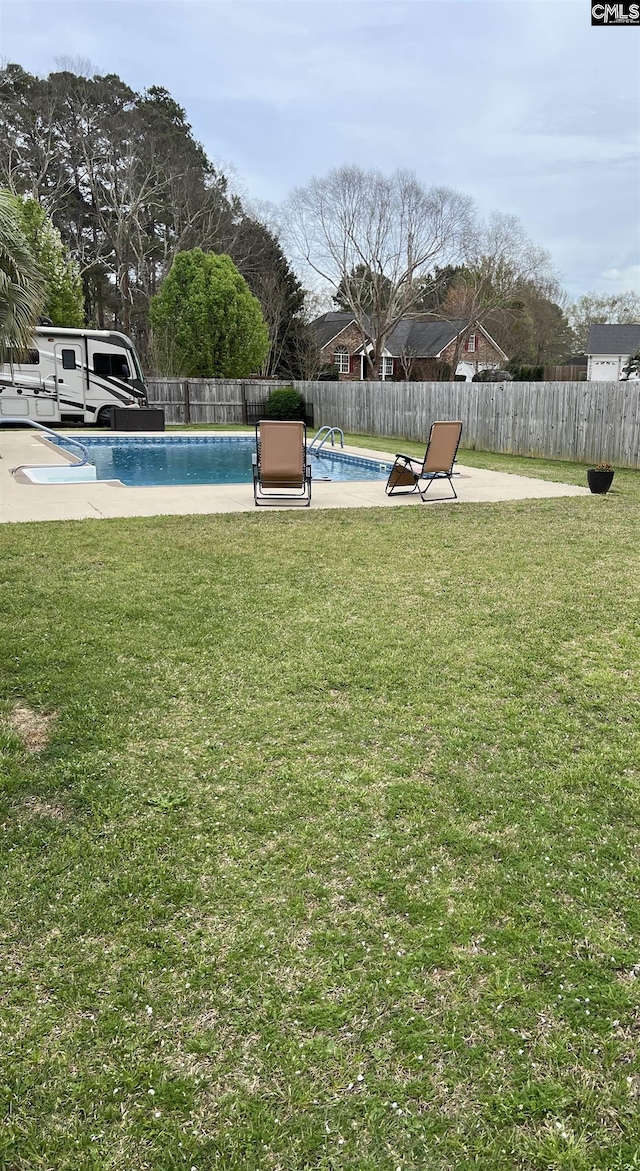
{"left": 0, "top": 327, "right": 148, "bottom": 425}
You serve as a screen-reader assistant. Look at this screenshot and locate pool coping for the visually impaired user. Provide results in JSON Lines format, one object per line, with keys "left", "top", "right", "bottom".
{"left": 0, "top": 428, "right": 591, "bottom": 524}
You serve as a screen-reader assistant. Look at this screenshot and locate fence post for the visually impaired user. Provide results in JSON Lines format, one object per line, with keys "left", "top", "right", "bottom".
{"left": 183, "top": 380, "right": 191, "bottom": 425}
{"left": 240, "top": 382, "right": 248, "bottom": 425}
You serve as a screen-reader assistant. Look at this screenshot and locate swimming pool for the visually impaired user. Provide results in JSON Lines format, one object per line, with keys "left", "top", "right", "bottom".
{"left": 51, "top": 435, "right": 392, "bottom": 488}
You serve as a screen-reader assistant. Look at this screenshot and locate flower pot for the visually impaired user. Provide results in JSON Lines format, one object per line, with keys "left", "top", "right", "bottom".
{"left": 587, "top": 468, "right": 614, "bottom": 494}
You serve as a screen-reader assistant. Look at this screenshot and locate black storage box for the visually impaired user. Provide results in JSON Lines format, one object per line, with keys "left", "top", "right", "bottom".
{"left": 111, "top": 407, "right": 165, "bottom": 432}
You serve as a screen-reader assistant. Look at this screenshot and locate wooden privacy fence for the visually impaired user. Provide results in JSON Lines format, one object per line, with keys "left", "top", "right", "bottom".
{"left": 543, "top": 364, "right": 586, "bottom": 382}
{"left": 146, "top": 378, "right": 640, "bottom": 469}
{"left": 146, "top": 379, "right": 292, "bottom": 425}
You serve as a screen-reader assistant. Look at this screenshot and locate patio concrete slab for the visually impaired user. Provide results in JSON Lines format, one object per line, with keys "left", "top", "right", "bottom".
{"left": 0, "top": 429, "right": 590, "bottom": 524}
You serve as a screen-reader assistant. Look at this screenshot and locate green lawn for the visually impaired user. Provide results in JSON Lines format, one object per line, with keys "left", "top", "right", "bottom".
{"left": 1, "top": 444, "right": 639, "bottom": 1170}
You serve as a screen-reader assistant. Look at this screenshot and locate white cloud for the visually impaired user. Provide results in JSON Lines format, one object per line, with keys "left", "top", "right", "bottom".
{"left": 600, "top": 266, "right": 640, "bottom": 294}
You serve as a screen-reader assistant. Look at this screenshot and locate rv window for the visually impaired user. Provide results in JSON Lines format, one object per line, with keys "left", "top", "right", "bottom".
{"left": 61, "top": 349, "right": 77, "bottom": 370}
{"left": 9, "top": 349, "right": 39, "bottom": 365}
{"left": 94, "top": 353, "right": 130, "bottom": 380}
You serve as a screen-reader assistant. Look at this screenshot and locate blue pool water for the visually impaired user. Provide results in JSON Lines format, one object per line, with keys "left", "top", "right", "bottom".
{"left": 52, "top": 435, "right": 391, "bottom": 488}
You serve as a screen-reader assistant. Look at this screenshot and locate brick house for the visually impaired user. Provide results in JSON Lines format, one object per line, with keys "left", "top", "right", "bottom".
{"left": 311, "top": 312, "right": 508, "bottom": 381}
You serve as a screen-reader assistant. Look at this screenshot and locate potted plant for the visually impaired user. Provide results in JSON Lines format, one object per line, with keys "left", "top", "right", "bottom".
{"left": 587, "top": 462, "right": 614, "bottom": 494}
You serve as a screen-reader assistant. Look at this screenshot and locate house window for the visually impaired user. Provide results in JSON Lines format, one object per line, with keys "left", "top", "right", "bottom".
{"left": 334, "top": 345, "right": 350, "bottom": 374}
{"left": 465, "top": 334, "right": 477, "bottom": 353}
{"left": 378, "top": 356, "right": 393, "bottom": 379}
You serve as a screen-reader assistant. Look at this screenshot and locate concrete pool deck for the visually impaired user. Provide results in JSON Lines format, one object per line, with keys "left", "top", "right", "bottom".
{"left": 0, "top": 428, "right": 590, "bottom": 524}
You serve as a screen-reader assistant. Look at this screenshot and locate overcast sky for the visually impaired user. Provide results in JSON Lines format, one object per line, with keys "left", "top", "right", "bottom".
{"left": 1, "top": 0, "right": 639, "bottom": 301}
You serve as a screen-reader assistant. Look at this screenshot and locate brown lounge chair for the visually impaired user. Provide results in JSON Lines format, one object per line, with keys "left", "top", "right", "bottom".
{"left": 385, "top": 420, "right": 463, "bottom": 501}
{"left": 253, "top": 420, "right": 312, "bottom": 507}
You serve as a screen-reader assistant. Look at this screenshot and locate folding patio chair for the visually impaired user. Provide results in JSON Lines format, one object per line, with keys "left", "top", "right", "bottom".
{"left": 385, "top": 420, "right": 463, "bottom": 501}
{"left": 253, "top": 420, "right": 312, "bottom": 507}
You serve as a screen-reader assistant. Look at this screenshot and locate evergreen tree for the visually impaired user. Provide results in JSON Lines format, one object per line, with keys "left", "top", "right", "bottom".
{"left": 333, "top": 264, "right": 393, "bottom": 314}
{"left": 0, "top": 65, "right": 236, "bottom": 349}
{"left": 149, "top": 249, "right": 269, "bottom": 378}
{"left": 229, "top": 217, "right": 306, "bottom": 376}
{"left": 0, "top": 64, "right": 307, "bottom": 366}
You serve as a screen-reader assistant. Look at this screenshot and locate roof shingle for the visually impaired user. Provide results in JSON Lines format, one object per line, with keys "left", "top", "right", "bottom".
{"left": 310, "top": 312, "right": 468, "bottom": 357}
{"left": 586, "top": 324, "right": 640, "bottom": 356}
{"left": 310, "top": 312, "right": 359, "bottom": 349}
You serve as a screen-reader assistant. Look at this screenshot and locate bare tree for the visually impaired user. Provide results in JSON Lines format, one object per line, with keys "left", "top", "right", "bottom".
{"left": 396, "top": 343, "right": 419, "bottom": 381}
{"left": 254, "top": 266, "right": 298, "bottom": 376}
{"left": 567, "top": 291, "right": 640, "bottom": 351}
{"left": 54, "top": 56, "right": 96, "bottom": 79}
{"left": 440, "top": 213, "right": 558, "bottom": 379}
{"left": 284, "top": 166, "right": 472, "bottom": 379}
{"left": 284, "top": 290, "right": 326, "bottom": 380}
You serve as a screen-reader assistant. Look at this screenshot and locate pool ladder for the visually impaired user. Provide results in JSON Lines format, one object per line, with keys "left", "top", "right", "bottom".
{"left": 1, "top": 417, "right": 90, "bottom": 474}
{"left": 308, "top": 426, "right": 345, "bottom": 453}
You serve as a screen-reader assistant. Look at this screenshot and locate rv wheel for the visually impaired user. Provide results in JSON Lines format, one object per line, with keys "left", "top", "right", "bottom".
{"left": 97, "top": 407, "right": 113, "bottom": 427}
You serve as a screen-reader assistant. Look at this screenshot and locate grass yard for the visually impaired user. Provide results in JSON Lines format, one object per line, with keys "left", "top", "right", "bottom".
{"left": 1, "top": 445, "right": 639, "bottom": 1170}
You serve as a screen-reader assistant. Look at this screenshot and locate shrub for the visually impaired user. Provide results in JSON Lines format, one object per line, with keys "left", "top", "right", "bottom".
{"left": 264, "top": 386, "right": 305, "bottom": 420}
{"left": 472, "top": 368, "right": 513, "bottom": 382}
{"left": 508, "top": 364, "right": 544, "bottom": 381}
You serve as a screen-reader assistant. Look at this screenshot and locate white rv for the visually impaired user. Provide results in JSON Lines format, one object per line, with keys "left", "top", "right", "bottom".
{"left": 0, "top": 327, "right": 148, "bottom": 425}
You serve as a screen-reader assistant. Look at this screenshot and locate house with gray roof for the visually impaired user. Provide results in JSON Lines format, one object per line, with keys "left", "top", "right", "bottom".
{"left": 586, "top": 323, "right": 640, "bottom": 381}
{"left": 310, "top": 312, "right": 508, "bottom": 382}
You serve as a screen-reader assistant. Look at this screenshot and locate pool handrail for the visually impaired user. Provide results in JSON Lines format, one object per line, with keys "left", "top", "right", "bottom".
{"left": 309, "top": 426, "right": 345, "bottom": 453}
{"left": 1, "top": 417, "right": 90, "bottom": 472}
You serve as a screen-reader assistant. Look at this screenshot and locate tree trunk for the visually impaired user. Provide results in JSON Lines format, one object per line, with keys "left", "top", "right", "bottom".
{"left": 365, "top": 351, "right": 377, "bottom": 380}
{"left": 97, "top": 277, "right": 105, "bottom": 330}
{"left": 448, "top": 333, "right": 465, "bottom": 381}
{"left": 120, "top": 258, "right": 131, "bottom": 337}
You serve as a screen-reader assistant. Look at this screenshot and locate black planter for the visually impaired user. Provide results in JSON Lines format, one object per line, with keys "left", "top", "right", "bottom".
{"left": 587, "top": 468, "right": 614, "bottom": 494}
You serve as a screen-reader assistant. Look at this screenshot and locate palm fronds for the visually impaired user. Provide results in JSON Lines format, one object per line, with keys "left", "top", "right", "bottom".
{"left": 0, "top": 190, "right": 45, "bottom": 364}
